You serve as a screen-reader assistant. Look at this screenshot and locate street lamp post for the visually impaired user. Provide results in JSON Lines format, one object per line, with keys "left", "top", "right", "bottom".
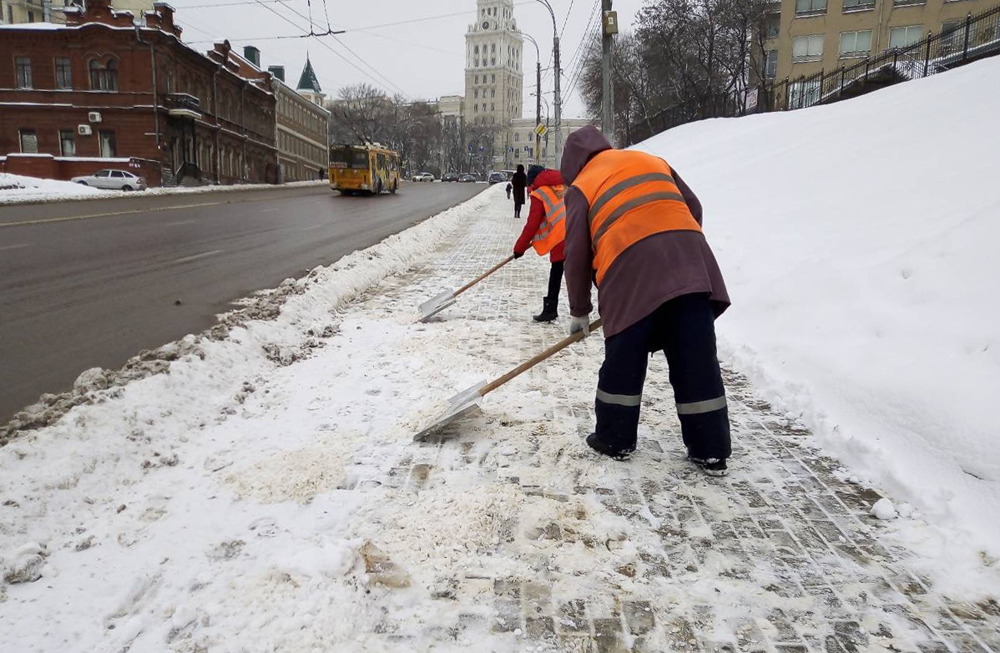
{"left": 520, "top": 31, "right": 543, "bottom": 165}
{"left": 536, "top": 0, "right": 562, "bottom": 169}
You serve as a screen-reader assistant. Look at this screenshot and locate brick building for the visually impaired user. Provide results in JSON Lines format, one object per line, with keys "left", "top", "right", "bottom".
{"left": 0, "top": 0, "right": 278, "bottom": 186}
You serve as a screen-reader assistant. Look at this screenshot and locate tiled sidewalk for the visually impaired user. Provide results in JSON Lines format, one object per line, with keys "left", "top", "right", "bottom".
{"left": 323, "top": 189, "right": 1000, "bottom": 652}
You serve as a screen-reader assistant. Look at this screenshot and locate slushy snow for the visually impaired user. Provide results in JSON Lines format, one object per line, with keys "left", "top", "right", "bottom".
{"left": 2, "top": 55, "right": 999, "bottom": 653}
{"left": 637, "top": 55, "right": 1000, "bottom": 554}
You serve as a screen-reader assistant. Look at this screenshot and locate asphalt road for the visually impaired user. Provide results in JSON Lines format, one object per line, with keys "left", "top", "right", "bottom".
{"left": 0, "top": 182, "right": 485, "bottom": 424}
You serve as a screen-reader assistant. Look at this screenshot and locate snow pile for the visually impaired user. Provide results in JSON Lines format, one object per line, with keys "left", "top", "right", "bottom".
{"left": 0, "top": 172, "right": 105, "bottom": 204}
{"left": 0, "top": 172, "right": 327, "bottom": 206}
{"left": 637, "top": 56, "right": 1000, "bottom": 552}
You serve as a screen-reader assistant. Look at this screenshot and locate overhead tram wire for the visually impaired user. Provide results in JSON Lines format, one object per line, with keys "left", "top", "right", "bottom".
{"left": 264, "top": 0, "right": 413, "bottom": 99}
{"left": 540, "top": 0, "right": 598, "bottom": 86}
{"left": 561, "top": 0, "right": 602, "bottom": 103}
{"left": 246, "top": 0, "right": 410, "bottom": 99}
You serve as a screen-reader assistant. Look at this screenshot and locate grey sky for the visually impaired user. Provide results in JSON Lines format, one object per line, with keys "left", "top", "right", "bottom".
{"left": 170, "top": 0, "right": 646, "bottom": 118}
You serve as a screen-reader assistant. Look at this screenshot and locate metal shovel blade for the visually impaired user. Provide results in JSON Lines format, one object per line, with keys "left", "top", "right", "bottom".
{"left": 412, "top": 381, "right": 487, "bottom": 442}
{"left": 418, "top": 290, "right": 457, "bottom": 322}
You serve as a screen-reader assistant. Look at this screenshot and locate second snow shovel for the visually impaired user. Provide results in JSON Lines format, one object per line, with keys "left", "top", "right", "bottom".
{"left": 418, "top": 255, "right": 514, "bottom": 322}
{"left": 413, "top": 318, "right": 604, "bottom": 442}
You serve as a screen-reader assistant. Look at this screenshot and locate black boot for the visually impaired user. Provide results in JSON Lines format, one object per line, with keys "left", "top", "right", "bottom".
{"left": 533, "top": 297, "right": 558, "bottom": 322}
{"left": 586, "top": 432, "right": 635, "bottom": 461}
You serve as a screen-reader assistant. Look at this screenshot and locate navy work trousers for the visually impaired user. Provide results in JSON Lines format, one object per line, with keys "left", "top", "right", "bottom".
{"left": 594, "top": 293, "right": 731, "bottom": 460}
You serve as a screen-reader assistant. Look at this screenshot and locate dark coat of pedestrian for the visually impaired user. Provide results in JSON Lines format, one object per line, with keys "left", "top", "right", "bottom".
{"left": 511, "top": 164, "right": 528, "bottom": 218}
{"left": 561, "top": 125, "right": 732, "bottom": 475}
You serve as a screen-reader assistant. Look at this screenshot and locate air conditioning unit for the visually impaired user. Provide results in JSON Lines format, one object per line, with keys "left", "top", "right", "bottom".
{"left": 88, "top": 112, "right": 102, "bottom": 123}
{"left": 78, "top": 124, "right": 93, "bottom": 136}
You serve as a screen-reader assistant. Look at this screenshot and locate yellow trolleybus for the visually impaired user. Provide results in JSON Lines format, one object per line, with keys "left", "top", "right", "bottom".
{"left": 329, "top": 143, "right": 400, "bottom": 195}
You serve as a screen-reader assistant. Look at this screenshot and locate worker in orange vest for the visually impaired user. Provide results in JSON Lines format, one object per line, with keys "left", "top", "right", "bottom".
{"left": 513, "top": 165, "right": 568, "bottom": 322}
{"left": 561, "top": 126, "right": 732, "bottom": 475}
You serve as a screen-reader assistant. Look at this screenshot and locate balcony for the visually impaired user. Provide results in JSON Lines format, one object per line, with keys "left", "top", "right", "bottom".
{"left": 165, "top": 93, "right": 202, "bottom": 119}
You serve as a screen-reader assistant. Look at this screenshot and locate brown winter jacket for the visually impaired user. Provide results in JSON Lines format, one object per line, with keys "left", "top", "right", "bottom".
{"left": 561, "top": 126, "right": 730, "bottom": 338}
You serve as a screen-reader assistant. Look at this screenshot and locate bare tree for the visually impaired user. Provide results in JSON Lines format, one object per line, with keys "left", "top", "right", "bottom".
{"left": 579, "top": 32, "right": 653, "bottom": 145}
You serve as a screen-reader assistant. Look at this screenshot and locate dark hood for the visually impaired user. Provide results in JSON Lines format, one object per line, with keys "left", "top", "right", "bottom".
{"left": 532, "top": 169, "right": 565, "bottom": 190}
{"left": 560, "top": 126, "right": 613, "bottom": 185}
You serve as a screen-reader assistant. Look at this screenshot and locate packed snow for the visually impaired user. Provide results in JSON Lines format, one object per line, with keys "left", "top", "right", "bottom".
{"left": 0, "top": 172, "right": 104, "bottom": 204}
{"left": 637, "top": 56, "right": 1000, "bottom": 554}
{"left": 0, "top": 171, "right": 325, "bottom": 205}
{"left": 3, "top": 55, "right": 1000, "bottom": 653}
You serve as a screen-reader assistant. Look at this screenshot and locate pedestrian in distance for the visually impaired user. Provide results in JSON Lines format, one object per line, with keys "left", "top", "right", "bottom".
{"left": 513, "top": 164, "right": 567, "bottom": 323}
{"left": 506, "top": 182, "right": 512, "bottom": 200}
{"left": 561, "top": 126, "right": 732, "bottom": 476}
{"left": 511, "top": 164, "right": 527, "bottom": 219}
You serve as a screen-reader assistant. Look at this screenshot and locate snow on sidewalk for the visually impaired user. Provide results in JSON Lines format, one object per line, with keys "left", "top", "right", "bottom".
{"left": 1, "top": 185, "right": 999, "bottom": 653}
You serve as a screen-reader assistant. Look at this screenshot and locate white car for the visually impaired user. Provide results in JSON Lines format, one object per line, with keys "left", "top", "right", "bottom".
{"left": 411, "top": 172, "right": 435, "bottom": 182}
{"left": 72, "top": 169, "right": 147, "bottom": 191}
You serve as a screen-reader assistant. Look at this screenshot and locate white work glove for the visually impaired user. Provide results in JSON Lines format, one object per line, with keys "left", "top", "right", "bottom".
{"left": 569, "top": 315, "right": 591, "bottom": 337}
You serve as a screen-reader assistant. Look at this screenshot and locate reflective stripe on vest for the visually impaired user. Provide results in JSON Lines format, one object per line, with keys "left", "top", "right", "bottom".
{"left": 530, "top": 184, "right": 567, "bottom": 257}
{"left": 572, "top": 150, "right": 702, "bottom": 286}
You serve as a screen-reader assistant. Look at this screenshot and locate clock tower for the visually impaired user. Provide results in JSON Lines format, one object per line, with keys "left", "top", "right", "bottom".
{"left": 464, "top": 0, "right": 524, "bottom": 168}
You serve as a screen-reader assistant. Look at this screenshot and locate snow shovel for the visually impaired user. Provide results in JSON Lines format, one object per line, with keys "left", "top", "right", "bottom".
{"left": 418, "top": 255, "right": 515, "bottom": 322}
{"left": 413, "top": 318, "right": 604, "bottom": 442}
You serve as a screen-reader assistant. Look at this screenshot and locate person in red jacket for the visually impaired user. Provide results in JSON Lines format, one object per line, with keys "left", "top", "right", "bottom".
{"left": 513, "top": 165, "right": 567, "bottom": 322}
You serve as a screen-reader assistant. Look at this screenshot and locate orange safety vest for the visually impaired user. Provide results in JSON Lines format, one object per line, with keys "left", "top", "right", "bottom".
{"left": 571, "top": 150, "right": 702, "bottom": 286}
{"left": 529, "top": 184, "right": 567, "bottom": 256}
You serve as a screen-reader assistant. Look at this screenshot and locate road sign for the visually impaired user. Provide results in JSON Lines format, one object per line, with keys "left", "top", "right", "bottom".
{"left": 534, "top": 123, "right": 547, "bottom": 137}
{"left": 747, "top": 88, "right": 759, "bottom": 111}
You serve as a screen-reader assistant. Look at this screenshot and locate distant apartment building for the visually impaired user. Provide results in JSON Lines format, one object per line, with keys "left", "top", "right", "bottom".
{"left": 245, "top": 50, "right": 330, "bottom": 182}
{"left": 762, "top": 0, "right": 999, "bottom": 84}
{"left": 509, "top": 117, "right": 593, "bottom": 170}
{"left": 0, "top": 0, "right": 152, "bottom": 25}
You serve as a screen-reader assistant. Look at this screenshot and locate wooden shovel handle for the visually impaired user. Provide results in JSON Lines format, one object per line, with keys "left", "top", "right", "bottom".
{"left": 453, "top": 255, "right": 515, "bottom": 298}
{"left": 479, "top": 318, "right": 603, "bottom": 397}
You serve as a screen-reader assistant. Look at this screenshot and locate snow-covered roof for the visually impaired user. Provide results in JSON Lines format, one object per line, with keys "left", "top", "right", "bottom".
{"left": 0, "top": 22, "right": 65, "bottom": 30}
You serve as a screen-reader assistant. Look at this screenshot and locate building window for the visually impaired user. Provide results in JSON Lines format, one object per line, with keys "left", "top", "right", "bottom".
{"left": 792, "top": 34, "right": 824, "bottom": 62}
{"left": 789, "top": 80, "right": 821, "bottom": 107}
{"left": 55, "top": 57, "right": 73, "bottom": 89}
{"left": 19, "top": 129, "right": 38, "bottom": 153}
{"left": 893, "top": 0, "right": 925, "bottom": 6}
{"left": 90, "top": 59, "right": 119, "bottom": 91}
{"left": 941, "top": 20, "right": 974, "bottom": 53}
{"left": 795, "top": 0, "right": 827, "bottom": 15}
{"left": 764, "top": 50, "right": 778, "bottom": 79}
{"left": 840, "top": 30, "right": 872, "bottom": 57}
{"left": 515, "top": 132, "right": 520, "bottom": 142}
{"left": 99, "top": 130, "right": 116, "bottom": 157}
{"left": 15, "top": 57, "right": 33, "bottom": 89}
{"left": 888, "top": 25, "right": 924, "bottom": 49}
{"left": 27, "top": 10, "right": 35, "bottom": 22}
{"left": 842, "top": 0, "right": 875, "bottom": 11}
{"left": 59, "top": 130, "right": 76, "bottom": 156}
{"left": 766, "top": 13, "right": 781, "bottom": 39}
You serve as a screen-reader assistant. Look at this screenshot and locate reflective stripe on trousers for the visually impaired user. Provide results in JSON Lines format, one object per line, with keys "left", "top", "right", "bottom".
{"left": 596, "top": 389, "right": 642, "bottom": 407}
{"left": 676, "top": 396, "right": 727, "bottom": 415}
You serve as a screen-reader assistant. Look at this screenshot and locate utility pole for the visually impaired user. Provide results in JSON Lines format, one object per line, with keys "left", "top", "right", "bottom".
{"left": 537, "top": 0, "right": 562, "bottom": 168}
{"left": 521, "top": 31, "right": 543, "bottom": 165}
{"left": 602, "top": 1, "right": 618, "bottom": 146}
{"left": 536, "top": 60, "right": 542, "bottom": 164}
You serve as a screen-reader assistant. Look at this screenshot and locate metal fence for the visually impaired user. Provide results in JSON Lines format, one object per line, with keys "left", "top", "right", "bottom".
{"left": 628, "top": 2, "right": 1000, "bottom": 143}
{"left": 771, "top": 2, "right": 1000, "bottom": 111}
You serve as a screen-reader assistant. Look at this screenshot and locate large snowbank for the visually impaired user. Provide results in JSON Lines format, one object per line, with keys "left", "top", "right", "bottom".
{"left": 0, "top": 172, "right": 104, "bottom": 204}
{"left": 636, "top": 56, "right": 1000, "bottom": 552}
